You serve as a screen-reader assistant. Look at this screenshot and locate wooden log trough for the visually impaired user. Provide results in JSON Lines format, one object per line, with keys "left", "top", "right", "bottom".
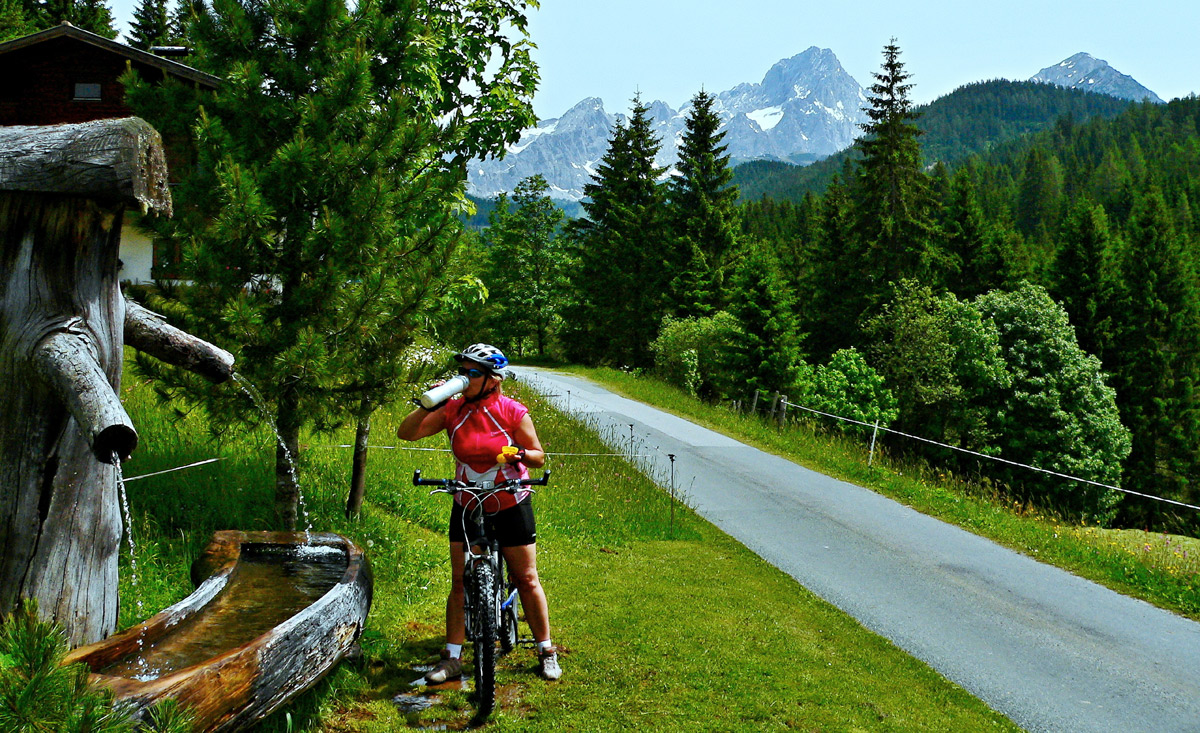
{"left": 64, "top": 531, "right": 373, "bottom": 732}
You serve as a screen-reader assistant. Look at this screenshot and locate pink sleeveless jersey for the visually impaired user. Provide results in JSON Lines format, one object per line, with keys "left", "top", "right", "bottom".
{"left": 442, "top": 390, "right": 531, "bottom": 511}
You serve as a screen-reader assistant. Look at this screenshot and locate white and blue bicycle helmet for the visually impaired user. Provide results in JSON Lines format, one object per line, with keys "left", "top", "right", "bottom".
{"left": 454, "top": 343, "right": 510, "bottom": 380}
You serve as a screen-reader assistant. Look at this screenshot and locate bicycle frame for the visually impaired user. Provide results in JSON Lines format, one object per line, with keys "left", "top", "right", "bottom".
{"left": 412, "top": 469, "right": 550, "bottom": 716}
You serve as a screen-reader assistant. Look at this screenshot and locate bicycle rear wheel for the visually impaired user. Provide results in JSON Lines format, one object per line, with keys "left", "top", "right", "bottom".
{"left": 500, "top": 587, "right": 519, "bottom": 655}
{"left": 498, "top": 554, "right": 519, "bottom": 655}
{"left": 469, "top": 560, "right": 497, "bottom": 718}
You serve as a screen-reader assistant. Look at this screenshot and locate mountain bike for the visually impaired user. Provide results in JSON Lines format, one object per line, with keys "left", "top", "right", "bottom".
{"left": 413, "top": 469, "right": 550, "bottom": 719}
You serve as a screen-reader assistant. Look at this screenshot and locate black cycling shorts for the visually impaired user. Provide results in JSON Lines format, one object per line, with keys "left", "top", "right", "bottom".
{"left": 448, "top": 497, "right": 537, "bottom": 547}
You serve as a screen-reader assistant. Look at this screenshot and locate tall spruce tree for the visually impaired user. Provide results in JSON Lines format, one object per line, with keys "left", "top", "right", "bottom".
{"left": 126, "top": 0, "right": 538, "bottom": 528}
{"left": 126, "top": 0, "right": 170, "bottom": 49}
{"left": 1016, "top": 145, "right": 1065, "bottom": 245}
{"left": 168, "top": 0, "right": 201, "bottom": 44}
{"left": 667, "top": 89, "right": 739, "bottom": 317}
{"left": 482, "top": 174, "right": 568, "bottom": 357}
{"left": 726, "top": 243, "right": 805, "bottom": 396}
{"left": 943, "top": 167, "right": 1007, "bottom": 299}
{"left": 805, "top": 172, "right": 861, "bottom": 362}
{"left": 1050, "top": 199, "right": 1118, "bottom": 358}
{"left": 25, "top": 0, "right": 115, "bottom": 36}
{"left": 563, "top": 96, "right": 668, "bottom": 367}
{"left": 853, "top": 40, "right": 940, "bottom": 304}
{"left": 1109, "top": 190, "right": 1200, "bottom": 528}
{"left": 0, "top": 0, "right": 35, "bottom": 40}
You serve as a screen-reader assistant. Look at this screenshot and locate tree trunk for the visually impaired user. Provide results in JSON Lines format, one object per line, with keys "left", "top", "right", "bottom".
{"left": 345, "top": 403, "right": 371, "bottom": 519}
{"left": 0, "top": 193, "right": 128, "bottom": 646}
{"left": 274, "top": 390, "right": 302, "bottom": 530}
{"left": 0, "top": 119, "right": 170, "bottom": 646}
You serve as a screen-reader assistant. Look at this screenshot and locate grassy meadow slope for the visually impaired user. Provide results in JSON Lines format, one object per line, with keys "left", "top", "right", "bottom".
{"left": 116, "top": 355, "right": 1016, "bottom": 731}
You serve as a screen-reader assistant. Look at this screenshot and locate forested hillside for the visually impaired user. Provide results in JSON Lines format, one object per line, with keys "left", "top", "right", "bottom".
{"left": 735, "top": 79, "right": 1136, "bottom": 203}
{"left": 740, "top": 87, "right": 1200, "bottom": 531}
{"left": 466, "top": 42, "right": 1200, "bottom": 536}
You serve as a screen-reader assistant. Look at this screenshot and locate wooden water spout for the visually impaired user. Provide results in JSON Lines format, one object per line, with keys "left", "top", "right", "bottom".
{"left": 0, "top": 118, "right": 234, "bottom": 646}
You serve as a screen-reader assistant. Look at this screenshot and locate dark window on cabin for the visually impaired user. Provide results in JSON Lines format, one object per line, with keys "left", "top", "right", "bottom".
{"left": 73, "top": 82, "right": 102, "bottom": 100}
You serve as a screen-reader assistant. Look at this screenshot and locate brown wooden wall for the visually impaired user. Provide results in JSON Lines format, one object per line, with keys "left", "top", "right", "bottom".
{"left": 0, "top": 37, "right": 168, "bottom": 126}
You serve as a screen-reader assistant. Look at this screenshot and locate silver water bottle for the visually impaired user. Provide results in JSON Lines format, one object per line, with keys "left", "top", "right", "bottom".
{"left": 419, "top": 374, "right": 470, "bottom": 408}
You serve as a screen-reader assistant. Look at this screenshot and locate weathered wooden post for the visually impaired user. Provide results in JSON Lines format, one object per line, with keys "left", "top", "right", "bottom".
{"left": 0, "top": 118, "right": 233, "bottom": 646}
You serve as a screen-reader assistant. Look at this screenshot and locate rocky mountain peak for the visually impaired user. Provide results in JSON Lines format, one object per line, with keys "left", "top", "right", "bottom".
{"left": 1030, "top": 53, "right": 1163, "bottom": 103}
{"left": 468, "top": 47, "right": 868, "bottom": 201}
{"left": 759, "top": 46, "right": 844, "bottom": 99}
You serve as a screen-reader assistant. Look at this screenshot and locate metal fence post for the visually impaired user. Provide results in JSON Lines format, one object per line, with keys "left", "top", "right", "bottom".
{"left": 868, "top": 419, "right": 880, "bottom": 466}
{"left": 778, "top": 395, "right": 788, "bottom": 428}
{"left": 668, "top": 453, "right": 676, "bottom": 537}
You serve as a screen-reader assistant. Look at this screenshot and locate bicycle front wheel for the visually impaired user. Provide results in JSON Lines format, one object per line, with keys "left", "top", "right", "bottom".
{"left": 469, "top": 560, "right": 498, "bottom": 718}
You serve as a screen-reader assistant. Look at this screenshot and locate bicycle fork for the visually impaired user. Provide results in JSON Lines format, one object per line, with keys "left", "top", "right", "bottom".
{"left": 464, "top": 552, "right": 501, "bottom": 642}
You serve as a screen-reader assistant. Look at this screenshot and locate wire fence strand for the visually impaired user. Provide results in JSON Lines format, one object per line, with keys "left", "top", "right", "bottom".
{"left": 122, "top": 458, "right": 224, "bottom": 483}
{"left": 776, "top": 393, "right": 1200, "bottom": 514}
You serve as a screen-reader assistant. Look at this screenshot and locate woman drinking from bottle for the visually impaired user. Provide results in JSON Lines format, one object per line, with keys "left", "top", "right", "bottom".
{"left": 396, "top": 344, "right": 562, "bottom": 682}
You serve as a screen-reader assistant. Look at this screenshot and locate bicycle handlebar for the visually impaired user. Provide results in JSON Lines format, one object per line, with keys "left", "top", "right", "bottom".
{"left": 412, "top": 469, "right": 550, "bottom": 491}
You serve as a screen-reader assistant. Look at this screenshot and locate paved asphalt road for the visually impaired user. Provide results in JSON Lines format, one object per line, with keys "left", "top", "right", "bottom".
{"left": 518, "top": 367, "right": 1200, "bottom": 733}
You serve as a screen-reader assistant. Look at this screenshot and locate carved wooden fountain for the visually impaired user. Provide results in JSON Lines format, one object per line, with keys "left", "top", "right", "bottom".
{"left": 0, "top": 116, "right": 219, "bottom": 646}
{"left": 0, "top": 118, "right": 372, "bottom": 731}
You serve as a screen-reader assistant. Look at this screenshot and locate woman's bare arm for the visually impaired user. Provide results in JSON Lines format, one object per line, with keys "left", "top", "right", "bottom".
{"left": 513, "top": 414, "right": 546, "bottom": 468}
{"left": 397, "top": 405, "right": 446, "bottom": 441}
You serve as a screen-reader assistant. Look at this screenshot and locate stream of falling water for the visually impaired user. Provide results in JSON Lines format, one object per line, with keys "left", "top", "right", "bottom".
{"left": 113, "top": 452, "right": 153, "bottom": 679}
{"left": 231, "top": 373, "right": 312, "bottom": 540}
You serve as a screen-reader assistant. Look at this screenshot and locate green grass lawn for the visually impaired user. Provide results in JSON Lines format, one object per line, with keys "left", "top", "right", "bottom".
{"left": 116, "top": 357, "right": 1017, "bottom": 731}
{"left": 559, "top": 365, "right": 1200, "bottom": 622}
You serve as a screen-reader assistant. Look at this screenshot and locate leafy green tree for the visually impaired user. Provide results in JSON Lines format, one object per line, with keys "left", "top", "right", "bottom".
{"left": 805, "top": 348, "right": 899, "bottom": 430}
{"left": 482, "top": 175, "right": 567, "bottom": 357}
{"left": 1108, "top": 191, "right": 1200, "bottom": 528}
{"left": 975, "top": 283, "right": 1130, "bottom": 524}
{"left": 126, "top": 0, "right": 537, "bottom": 527}
{"left": 667, "top": 89, "right": 739, "bottom": 317}
{"left": 126, "top": 0, "right": 170, "bottom": 49}
{"left": 563, "top": 96, "right": 668, "bottom": 367}
{"left": 853, "top": 40, "right": 942, "bottom": 301}
{"left": 863, "top": 280, "right": 1009, "bottom": 450}
{"left": 650, "top": 311, "right": 743, "bottom": 399}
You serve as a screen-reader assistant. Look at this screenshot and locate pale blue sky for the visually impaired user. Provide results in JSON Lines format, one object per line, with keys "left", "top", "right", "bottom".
{"left": 109, "top": 0, "right": 1199, "bottom": 119}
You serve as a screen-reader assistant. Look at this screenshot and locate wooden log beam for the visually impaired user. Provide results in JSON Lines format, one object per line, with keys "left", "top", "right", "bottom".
{"left": 0, "top": 117, "right": 171, "bottom": 215}
{"left": 124, "top": 300, "right": 235, "bottom": 384}
{"left": 33, "top": 326, "right": 138, "bottom": 463}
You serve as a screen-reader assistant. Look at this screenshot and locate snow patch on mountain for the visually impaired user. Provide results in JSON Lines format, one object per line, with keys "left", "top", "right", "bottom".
{"left": 747, "top": 106, "right": 784, "bottom": 131}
